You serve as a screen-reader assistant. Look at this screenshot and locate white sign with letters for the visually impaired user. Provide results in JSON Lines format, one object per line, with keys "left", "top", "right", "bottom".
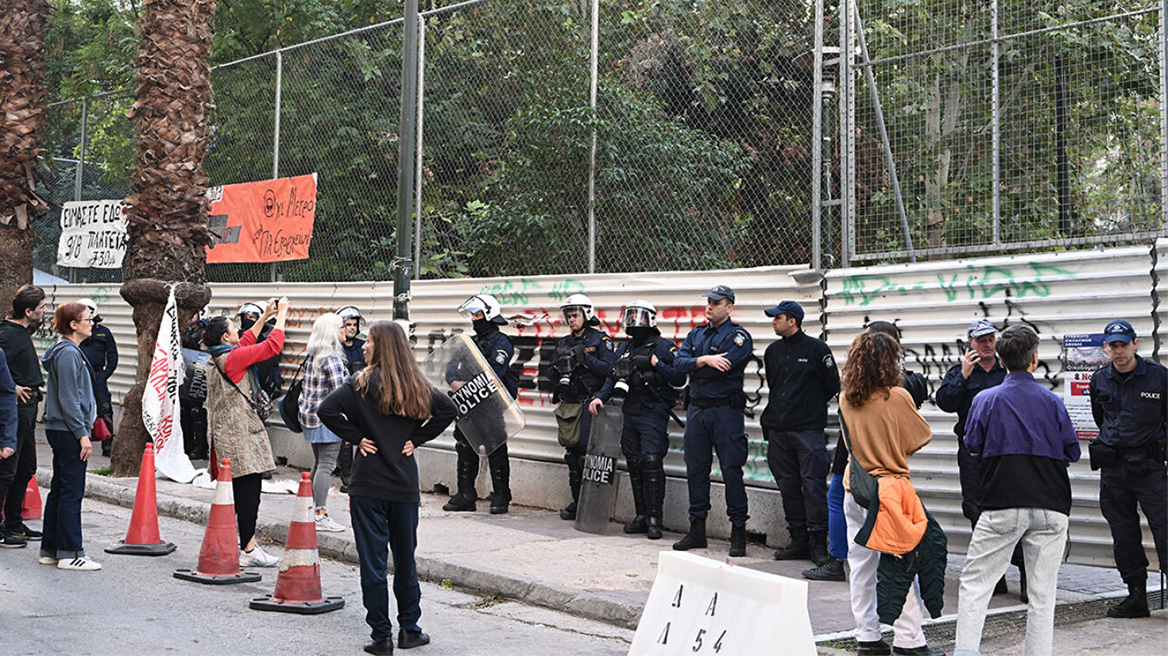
{"left": 630, "top": 552, "right": 815, "bottom": 656}
{"left": 57, "top": 199, "right": 128, "bottom": 268}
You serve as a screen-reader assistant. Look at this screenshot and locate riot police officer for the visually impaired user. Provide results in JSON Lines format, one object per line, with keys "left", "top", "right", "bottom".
{"left": 338, "top": 305, "right": 367, "bottom": 374}
{"left": 1089, "top": 319, "right": 1167, "bottom": 618}
{"left": 589, "top": 300, "right": 684, "bottom": 539}
{"left": 443, "top": 294, "right": 519, "bottom": 514}
{"left": 672, "top": 285, "right": 754, "bottom": 557}
{"left": 77, "top": 299, "right": 119, "bottom": 457}
{"left": 548, "top": 294, "right": 615, "bottom": 520}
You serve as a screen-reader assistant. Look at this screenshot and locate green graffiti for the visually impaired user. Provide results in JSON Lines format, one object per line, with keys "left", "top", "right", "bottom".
{"left": 932, "top": 262, "right": 1078, "bottom": 303}
{"left": 839, "top": 274, "right": 924, "bottom": 307}
{"left": 479, "top": 278, "right": 542, "bottom": 306}
{"left": 548, "top": 279, "right": 585, "bottom": 302}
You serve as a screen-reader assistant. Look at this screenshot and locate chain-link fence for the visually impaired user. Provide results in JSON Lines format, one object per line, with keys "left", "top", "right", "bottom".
{"left": 850, "top": 0, "right": 1166, "bottom": 261}
{"left": 33, "top": 0, "right": 1168, "bottom": 281}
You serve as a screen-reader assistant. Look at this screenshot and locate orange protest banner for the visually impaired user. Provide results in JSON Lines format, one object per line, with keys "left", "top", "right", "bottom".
{"left": 205, "top": 173, "right": 317, "bottom": 263}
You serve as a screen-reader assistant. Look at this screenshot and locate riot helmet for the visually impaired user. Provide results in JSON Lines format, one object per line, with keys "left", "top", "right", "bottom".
{"left": 559, "top": 293, "right": 598, "bottom": 327}
{"left": 622, "top": 300, "right": 657, "bottom": 331}
{"left": 77, "top": 298, "right": 102, "bottom": 323}
{"left": 457, "top": 294, "right": 507, "bottom": 325}
{"left": 237, "top": 301, "right": 266, "bottom": 331}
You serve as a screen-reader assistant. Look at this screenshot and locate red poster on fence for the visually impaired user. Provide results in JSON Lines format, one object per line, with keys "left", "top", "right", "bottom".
{"left": 205, "top": 173, "right": 317, "bottom": 263}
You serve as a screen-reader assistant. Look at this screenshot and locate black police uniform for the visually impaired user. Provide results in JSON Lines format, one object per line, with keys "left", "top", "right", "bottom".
{"left": 337, "top": 336, "right": 367, "bottom": 490}
{"left": 936, "top": 359, "right": 1007, "bottom": 525}
{"left": 674, "top": 319, "right": 754, "bottom": 523}
{"left": 548, "top": 326, "right": 615, "bottom": 514}
{"left": 448, "top": 322, "right": 519, "bottom": 510}
{"left": 761, "top": 329, "right": 840, "bottom": 539}
{"left": 1089, "top": 355, "right": 1168, "bottom": 585}
{"left": 594, "top": 329, "right": 684, "bottom": 529}
{"left": 80, "top": 321, "right": 119, "bottom": 455}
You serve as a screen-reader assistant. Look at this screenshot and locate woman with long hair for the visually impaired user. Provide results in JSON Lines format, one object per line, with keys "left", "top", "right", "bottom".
{"left": 318, "top": 321, "right": 457, "bottom": 655}
{"left": 203, "top": 297, "right": 289, "bottom": 567}
{"left": 840, "top": 331, "right": 940, "bottom": 656}
{"left": 39, "top": 302, "right": 99, "bottom": 570}
{"left": 297, "top": 312, "right": 349, "bottom": 532}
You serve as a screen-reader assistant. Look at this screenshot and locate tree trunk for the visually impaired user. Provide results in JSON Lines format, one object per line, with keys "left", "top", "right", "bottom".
{"left": 0, "top": 0, "right": 52, "bottom": 309}
{"left": 113, "top": 0, "right": 216, "bottom": 476}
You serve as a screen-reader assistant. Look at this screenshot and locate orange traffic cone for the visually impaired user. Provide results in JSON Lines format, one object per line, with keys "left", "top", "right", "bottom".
{"left": 22, "top": 478, "right": 42, "bottom": 520}
{"left": 174, "top": 459, "right": 262, "bottom": 584}
{"left": 106, "top": 443, "right": 176, "bottom": 556}
{"left": 250, "top": 472, "right": 344, "bottom": 614}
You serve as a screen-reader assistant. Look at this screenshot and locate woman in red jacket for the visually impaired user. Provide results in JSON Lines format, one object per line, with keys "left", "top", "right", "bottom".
{"left": 203, "top": 297, "right": 289, "bottom": 568}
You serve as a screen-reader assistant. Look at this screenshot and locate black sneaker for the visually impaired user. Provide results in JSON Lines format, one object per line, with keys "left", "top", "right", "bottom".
{"left": 8, "top": 524, "right": 42, "bottom": 541}
{"left": 397, "top": 630, "right": 431, "bottom": 650}
{"left": 0, "top": 533, "right": 28, "bottom": 549}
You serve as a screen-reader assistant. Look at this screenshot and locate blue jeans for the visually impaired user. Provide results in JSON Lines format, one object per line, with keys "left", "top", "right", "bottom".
{"left": 350, "top": 496, "right": 422, "bottom": 642}
{"left": 42, "top": 429, "right": 88, "bottom": 558}
{"left": 828, "top": 473, "right": 847, "bottom": 559}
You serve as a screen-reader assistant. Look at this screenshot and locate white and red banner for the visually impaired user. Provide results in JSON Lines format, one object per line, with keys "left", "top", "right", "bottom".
{"left": 144, "top": 287, "right": 197, "bottom": 483}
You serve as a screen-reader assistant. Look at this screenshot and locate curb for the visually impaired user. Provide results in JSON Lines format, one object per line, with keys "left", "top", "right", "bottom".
{"left": 50, "top": 469, "right": 644, "bottom": 630}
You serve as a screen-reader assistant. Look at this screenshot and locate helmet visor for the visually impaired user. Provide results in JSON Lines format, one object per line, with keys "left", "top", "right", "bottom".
{"left": 561, "top": 305, "right": 587, "bottom": 324}
{"left": 457, "top": 296, "right": 489, "bottom": 319}
{"left": 623, "top": 307, "right": 655, "bottom": 329}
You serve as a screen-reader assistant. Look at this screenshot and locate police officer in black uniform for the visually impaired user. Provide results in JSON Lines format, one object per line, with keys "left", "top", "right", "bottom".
{"left": 336, "top": 305, "right": 367, "bottom": 493}
{"left": 672, "top": 285, "right": 754, "bottom": 557}
{"left": 443, "top": 294, "right": 519, "bottom": 515}
{"left": 77, "top": 299, "right": 119, "bottom": 457}
{"left": 1089, "top": 319, "right": 1167, "bottom": 618}
{"left": 548, "top": 294, "right": 615, "bottom": 520}
{"left": 763, "top": 300, "right": 840, "bottom": 567}
{"left": 589, "top": 300, "right": 684, "bottom": 539}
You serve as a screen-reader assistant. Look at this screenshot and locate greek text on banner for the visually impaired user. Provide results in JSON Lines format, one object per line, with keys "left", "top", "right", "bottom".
{"left": 205, "top": 173, "right": 317, "bottom": 263}
{"left": 57, "top": 199, "right": 128, "bottom": 268}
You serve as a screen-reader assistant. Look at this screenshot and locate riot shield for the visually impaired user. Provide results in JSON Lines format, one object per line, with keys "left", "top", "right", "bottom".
{"left": 420, "top": 334, "right": 525, "bottom": 456}
{"left": 575, "top": 402, "right": 624, "bottom": 535}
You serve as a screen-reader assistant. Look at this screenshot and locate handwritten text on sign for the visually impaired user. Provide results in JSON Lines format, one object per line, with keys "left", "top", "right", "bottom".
{"left": 205, "top": 173, "right": 317, "bottom": 263}
{"left": 57, "top": 199, "right": 128, "bottom": 268}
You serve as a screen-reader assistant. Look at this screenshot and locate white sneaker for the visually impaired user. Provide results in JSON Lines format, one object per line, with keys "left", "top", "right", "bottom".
{"left": 315, "top": 513, "right": 346, "bottom": 533}
{"left": 57, "top": 556, "right": 101, "bottom": 571}
{"left": 38, "top": 556, "right": 59, "bottom": 565}
{"left": 240, "top": 545, "right": 280, "bottom": 568}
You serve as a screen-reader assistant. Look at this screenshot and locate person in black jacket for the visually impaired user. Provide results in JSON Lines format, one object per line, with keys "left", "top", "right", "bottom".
{"left": 763, "top": 300, "right": 841, "bottom": 567}
{"left": 547, "top": 294, "right": 615, "bottom": 520}
{"left": 77, "top": 299, "right": 118, "bottom": 457}
{"left": 804, "top": 320, "right": 927, "bottom": 582}
{"left": 318, "top": 320, "right": 457, "bottom": 656}
{"left": 0, "top": 285, "right": 47, "bottom": 546}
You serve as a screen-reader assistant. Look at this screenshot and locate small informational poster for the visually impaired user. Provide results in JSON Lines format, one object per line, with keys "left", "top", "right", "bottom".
{"left": 57, "top": 199, "right": 128, "bottom": 268}
{"left": 1061, "top": 333, "right": 1109, "bottom": 440}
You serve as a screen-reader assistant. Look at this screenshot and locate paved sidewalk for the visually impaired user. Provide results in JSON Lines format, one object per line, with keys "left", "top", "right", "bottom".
{"left": 28, "top": 438, "right": 1150, "bottom": 639}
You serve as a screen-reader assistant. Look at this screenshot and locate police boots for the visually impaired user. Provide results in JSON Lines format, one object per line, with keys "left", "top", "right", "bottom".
{"left": 642, "top": 454, "right": 665, "bottom": 540}
{"left": 808, "top": 531, "right": 830, "bottom": 567}
{"left": 622, "top": 459, "right": 648, "bottom": 534}
{"left": 442, "top": 442, "right": 478, "bottom": 512}
{"left": 729, "top": 521, "right": 747, "bottom": 557}
{"left": 561, "top": 451, "right": 583, "bottom": 520}
{"left": 773, "top": 529, "right": 810, "bottom": 561}
{"left": 1107, "top": 578, "right": 1150, "bottom": 618}
{"left": 488, "top": 447, "right": 511, "bottom": 515}
{"left": 672, "top": 516, "right": 707, "bottom": 551}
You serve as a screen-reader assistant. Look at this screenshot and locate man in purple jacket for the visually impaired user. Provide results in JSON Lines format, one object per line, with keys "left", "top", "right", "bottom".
{"left": 954, "top": 325, "right": 1081, "bottom": 656}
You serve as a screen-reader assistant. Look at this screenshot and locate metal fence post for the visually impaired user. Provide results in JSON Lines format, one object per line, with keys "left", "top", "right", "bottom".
{"left": 1161, "top": 0, "right": 1167, "bottom": 231}
{"left": 271, "top": 50, "right": 283, "bottom": 283}
{"left": 414, "top": 15, "right": 426, "bottom": 281}
{"left": 839, "top": 0, "right": 854, "bottom": 267}
{"left": 395, "top": 0, "right": 420, "bottom": 320}
{"left": 587, "top": 0, "right": 599, "bottom": 274}
{"left": 992, "top": 0, "right": 1001, "bottom": 246}
{"left": 811, "top": 0, "right": 824, "bottom": 271}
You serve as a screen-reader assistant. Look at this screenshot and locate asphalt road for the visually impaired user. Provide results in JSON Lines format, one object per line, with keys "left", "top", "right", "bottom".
{"left": 0, "top": 498, "right": 633, "bottom": 655}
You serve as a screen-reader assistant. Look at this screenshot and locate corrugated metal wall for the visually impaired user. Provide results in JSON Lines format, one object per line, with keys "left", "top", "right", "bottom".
{"left": 41, "top": 241, "right": 1164, "bottom": 566}
{"left": 823, "top": 244, "right": 1162, "bottom": 566}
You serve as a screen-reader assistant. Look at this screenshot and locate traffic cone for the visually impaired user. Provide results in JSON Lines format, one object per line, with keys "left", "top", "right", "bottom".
{"left": 175, "top": 459, "right": 262, "bottom": 584}
{"left": 250, "top": 472, "right": 344, "bottom": 614}
{"left": 22, "top": 478, "right": 42, "bottom": 520}
{"left": 106, "top": 442, "right": 177, "bottom": 556}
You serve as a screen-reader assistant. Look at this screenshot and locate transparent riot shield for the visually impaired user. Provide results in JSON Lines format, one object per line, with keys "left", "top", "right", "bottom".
{"left": 420, "top": 334, "right": 525, "bottom": 456}
{"left": 575, "top": 402, "right": 624, "bottom": 535}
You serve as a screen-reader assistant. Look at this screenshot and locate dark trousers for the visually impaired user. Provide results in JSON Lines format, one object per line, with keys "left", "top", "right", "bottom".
{"left": 42, "top": 429, "right": 87, "bottom": 558}
{"left": 683, "top": 405, "right": 748, "bottom": 522}
{"left": 351, "top": 495, "right": 422, "bottom": 642}
{"left": 619, "top": 408, "right": 671, "bottom": 460}
{"left": 766, "top": 428, "right": 830, "bottom": 534}
{"left": 1100, "top": 461, "right": 1168, "bottom": 583}
{"left": 0, "top": 441, "right": 17, "bottom": 533}
{"left": 3, "top": 404, "right": 38, "bottom": 529}
{"left": 181, "top": 402, "right": 209, "bottom": 458}
{"left": 233, "top": 473, "right": 263, "bottom": 550}
{"left": 957, "top": 439, "right": 983, "bottom": 525}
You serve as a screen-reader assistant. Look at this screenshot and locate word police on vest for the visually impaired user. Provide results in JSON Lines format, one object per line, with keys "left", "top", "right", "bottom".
{"left": 450, "top": 371, "right": 499, "bottom": 416}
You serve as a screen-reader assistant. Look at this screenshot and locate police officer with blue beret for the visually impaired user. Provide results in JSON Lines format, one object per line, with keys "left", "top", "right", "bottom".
{"left": 1089, "top": 319, "right": 1167, "bottom": 618}
{"left": 671, "top": 285, "right": 754, "bottom": 557}
{"left": 589, "top": 300, "right": 685, "bottom": 539}
{"left": 548, "top": 294, "right": 616, "bottom": 521}
{"left": 763, "top": 300, "right": 840, "bottom": 567}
